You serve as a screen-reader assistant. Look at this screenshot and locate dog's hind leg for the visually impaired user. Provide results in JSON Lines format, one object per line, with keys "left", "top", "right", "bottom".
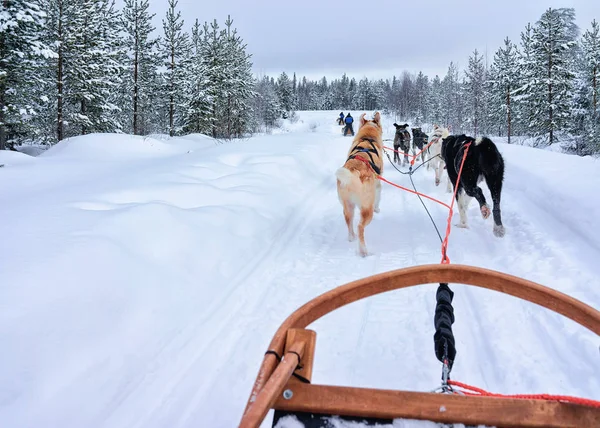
{"left": 463, "top": 182, "right": 490, "bottom": 220}
{"left": 456, "top": 188, "right": 472, "bottom": 228}
{"left": 358, "top": 206, "right": 374, "bottom": 257}
{"left": 343, "top": 200, "right": 356, "bottom": 242}
{"left": 446, "top": 173, "right": 453, "bottom": 193}
{"left": 374, "top": 180, "right": 381, "bottom": 214}
{"left": 485, "top": 174, "right": 505, "bottom": 237}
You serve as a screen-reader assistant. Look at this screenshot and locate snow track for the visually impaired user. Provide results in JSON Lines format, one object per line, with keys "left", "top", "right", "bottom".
{"left": 0, "top": 111, "right": 598, "bottom": 428}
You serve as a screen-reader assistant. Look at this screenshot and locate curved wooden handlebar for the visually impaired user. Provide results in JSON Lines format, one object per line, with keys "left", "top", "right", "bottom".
{"left": 242, "top": 264, "right": 600, "bottom": 421}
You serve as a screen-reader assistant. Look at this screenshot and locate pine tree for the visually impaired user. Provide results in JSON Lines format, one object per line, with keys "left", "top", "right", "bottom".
{"left": 221, "top": 15, "right": 254, "bottom": 138}
{"left": 442, "top": 62, "right": 461, "bottom": 132}
{"left": 464, "top": 49, "right": 487, "bottom": 136}
{"left": 276, "top": 72, "right": 294, "bottom": 117}
{"left": 513, "top": 23, "right": 537, "bottom": 137}
{"left": 428, "top": 75, "right": 444, "bottom": 126}
{"left": 581, "top": 20, "right": 600, "bottom": 117}
{"left": 200, "top": 19, "right": 228, "bottom": 138}
{"left": 161, "top": 0, "right": 190, "bottom": 137}
{"left": 183, "top": 19, "right": 209, "bottom": 134}
{"left": 0, "top": 0, "right": 51, "bottom": 149}
{"left": 572, "top": 19, "right": 600, "bottom": 154}
{"left": 121, "top": 0, "right": 161, "bottom": 135}
{"left": 68, "top": 0, "right": 123, "bottom": 136}
{"left": 529, "top": 8, "right": 578, "bottom": 145}
{"left": 413, "top": 72, "right": 430, "bottom": 125}
{"left": 489, "top": 38, "right": 520, "bottom": 142}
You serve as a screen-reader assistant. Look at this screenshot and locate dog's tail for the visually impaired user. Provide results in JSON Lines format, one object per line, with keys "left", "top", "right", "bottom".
{"left": 335, "top": 166, "right": 359, "bottom": 188}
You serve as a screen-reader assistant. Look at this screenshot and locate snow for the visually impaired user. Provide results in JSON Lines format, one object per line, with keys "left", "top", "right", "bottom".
{"left": 0, "top": 110, "right": 599, "bottom": 428}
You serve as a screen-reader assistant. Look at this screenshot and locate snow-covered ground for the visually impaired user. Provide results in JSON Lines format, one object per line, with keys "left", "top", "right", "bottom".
{"left": 1, "top": 111, "right": 599, "bottom": 428}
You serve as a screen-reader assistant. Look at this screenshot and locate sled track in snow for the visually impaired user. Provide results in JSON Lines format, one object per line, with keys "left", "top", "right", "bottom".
{"left": 122, "top": 173, "right": 341, "bottom": 428}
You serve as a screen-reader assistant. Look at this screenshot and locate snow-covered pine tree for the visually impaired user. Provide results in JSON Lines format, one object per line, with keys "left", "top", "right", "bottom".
{"left": 513, "top": 23, "right": 537, "bottom": 137}
{"left": 398, "top": 72, "right": 414, "bottom": 119}
{"left": 488, "top": 38, "right": 520, "bottom": 142}
{"left": 199, "top": 19, "right": 228, "bottom": 138}
{"left": 464, "top": 50, "right": 487, "bottom": 136}
{"left": 183, "top": 18, "right": 209, "bottom": 134}
{"left": 413, "top": 72, "right": 430, "bottom": 125}
{"left": 442, "top": 62, "right": 461, "bottom": 132}
{"left": 529, "top": 8, "right": 578, "bottom": 145}
{"left": 428, "top": 75, "right": 444, "bottom": 126}
{"left": 253, "top": 76, "right": 281, "bottom": 131}
{"left": 40, "top": 0, "right": 75, "bottom": 142}
{"left": 581, "top": 20, "right": 600, "bottom": 119}
{"left": 275, "top": 72, "right": 294, "bottom": 118}
{"left": 68, "top": 0, "right": 124, "bottom": 136}
{"left": 0, "top": 0, "right": 51, "bottom": 149}
{"left": 121, "top": 0, "right": 161, "bottom": 135}
{"left": 161, "top": 0, "right": 190, "bottom": 137}
{"left": 571, "top": 19, "right": 600, "bottom": 154}
{"left": 221, "top": 15, "right": 255, "bottom": 138}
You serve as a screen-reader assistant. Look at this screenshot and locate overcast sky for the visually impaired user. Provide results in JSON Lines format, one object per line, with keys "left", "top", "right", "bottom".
{"left": 118, "top": 0, "right": 600, "bottom": 81}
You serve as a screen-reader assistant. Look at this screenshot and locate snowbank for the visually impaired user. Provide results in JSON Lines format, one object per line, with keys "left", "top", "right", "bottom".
{"left": 0, "top": 149, "right": 38, "bottom": 167}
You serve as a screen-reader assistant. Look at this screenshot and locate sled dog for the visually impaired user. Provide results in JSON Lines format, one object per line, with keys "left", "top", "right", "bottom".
{"left": 336, "top": 112, "right": 384, "bottom": 256}
{"left": 441, "top": 134, "right": 505, "bottom": 237}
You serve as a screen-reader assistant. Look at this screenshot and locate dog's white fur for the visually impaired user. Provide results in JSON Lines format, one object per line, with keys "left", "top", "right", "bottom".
{"left": 427, "top": 125, "right": 451, "bottom": 192}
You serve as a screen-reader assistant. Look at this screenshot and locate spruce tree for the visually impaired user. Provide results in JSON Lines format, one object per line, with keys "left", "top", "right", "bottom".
{"left": 489, "top": 38, "right": 520, "bottom": 142}
{"left": 0, "top": 0, "right": 50, "bottom": 149}
{"left": 464, "top": 49, "right": 486, "bottom": 136}
{"left": 68, "top": 0, "right": 124, "bottom": 136}
{"left": 161, "top": 0, "right": 190, "bottom": 137}
{"left": 275, "top": 72, "right": 294, "bottom": 117}
{"left": 529, "top": 8, "right": 578, "bottom": 144}
{"left": 121, "top": 0, "right": 161, "bottom": 135}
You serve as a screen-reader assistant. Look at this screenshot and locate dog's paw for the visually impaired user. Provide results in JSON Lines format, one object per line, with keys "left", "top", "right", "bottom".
{"left": 435, "top": 179, "right": 440, "bottom": 186}
{"left": 493, "top": 224, "right": 506, "bottom": 238}
{"left": 359, "top": 246, "right": 369, "bottom": 257}
{"left": 455, "top": 222, "right": 469, "bottom": 229}
{"left": 348, "top": 232, "right": 357, "bottom": 242}
{"left": 480, "top": 205, "right": 491, "bottom": 219}
{"left": 374, "top": 207, "right": 380, "bottom": 213}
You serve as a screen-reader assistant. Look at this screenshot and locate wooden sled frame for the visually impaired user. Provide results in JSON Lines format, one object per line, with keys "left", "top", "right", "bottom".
{"left": 239, "top": 264, "right": 600, "bottom": 428}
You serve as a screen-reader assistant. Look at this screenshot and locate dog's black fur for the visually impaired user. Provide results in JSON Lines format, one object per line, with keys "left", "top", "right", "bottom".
{"left": 393, "top": 123, "right": 411, "bottom": 164}
{"left": 411, "top": 127, "right": 429, "bottom": 162}
{"left": 441, "top": 134, "right": 505, "bottom": 237}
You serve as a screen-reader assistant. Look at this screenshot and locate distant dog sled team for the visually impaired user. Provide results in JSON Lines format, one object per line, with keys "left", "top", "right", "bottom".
{"left": 335, "top": 112, "right": 505, "bottom": 256}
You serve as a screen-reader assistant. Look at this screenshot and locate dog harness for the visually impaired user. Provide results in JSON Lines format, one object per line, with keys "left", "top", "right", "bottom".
{"left": 347, "top": 137, "right": 381, "bottom": 175}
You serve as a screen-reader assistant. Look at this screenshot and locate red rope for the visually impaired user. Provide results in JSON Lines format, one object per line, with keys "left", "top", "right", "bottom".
{"left": 448, "top": 380, "right": 600, "bottom": 408}
{"left": 378, "top": 176, "right": 451, "bottom": 210}
{"left": 353, "top": 142, "right": 472, "bottom": 265}
{"left": 440, "top": 142, "right": 470, "bottom": 263}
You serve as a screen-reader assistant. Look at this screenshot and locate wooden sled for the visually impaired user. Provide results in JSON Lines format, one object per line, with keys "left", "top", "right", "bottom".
{"left": 239, "top": 264, "right": 600, "bottom": 428}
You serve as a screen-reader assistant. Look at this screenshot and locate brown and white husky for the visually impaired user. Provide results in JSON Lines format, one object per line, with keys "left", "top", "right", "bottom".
{"left": 335, "top": 112, "right": 384, "bottom": 257}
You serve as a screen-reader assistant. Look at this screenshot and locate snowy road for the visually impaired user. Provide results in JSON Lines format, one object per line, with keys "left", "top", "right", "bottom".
{"left": 0, "top": 111, "right": 598, "bottom": 427}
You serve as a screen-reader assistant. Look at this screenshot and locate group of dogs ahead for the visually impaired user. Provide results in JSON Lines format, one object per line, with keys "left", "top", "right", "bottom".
{"left": 335, "top": 112, "right": 505, "bottom": 257}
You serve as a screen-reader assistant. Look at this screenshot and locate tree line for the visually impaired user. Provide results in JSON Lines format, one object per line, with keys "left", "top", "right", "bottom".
{"left": 1, "top": 4, "right": 599, "bottom": 155}
{"left": 257, "top": 7, "right": 600, "bottom": 155}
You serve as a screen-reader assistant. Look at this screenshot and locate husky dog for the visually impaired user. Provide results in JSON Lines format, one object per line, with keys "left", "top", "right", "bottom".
{"left": 392, "top": 123, "right": 411, "bottom": 165}
{"left": 336, "top": 112, "right": 384, "bottom": 256}
{"left": 411, "top": 127, "right": 429, "bottom": 163}
{"left": 441, "top": 134, "right": 506, "bottom": 237}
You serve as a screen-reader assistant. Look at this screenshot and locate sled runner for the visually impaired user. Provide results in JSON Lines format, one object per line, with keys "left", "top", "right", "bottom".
{"left": 238, "top": 264, "right": 600, "bottom": 428}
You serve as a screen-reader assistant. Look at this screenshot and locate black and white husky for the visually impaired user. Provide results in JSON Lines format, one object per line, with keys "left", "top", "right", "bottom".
{"left": 441, "top": 134, "right": 505, "bottom": 237}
